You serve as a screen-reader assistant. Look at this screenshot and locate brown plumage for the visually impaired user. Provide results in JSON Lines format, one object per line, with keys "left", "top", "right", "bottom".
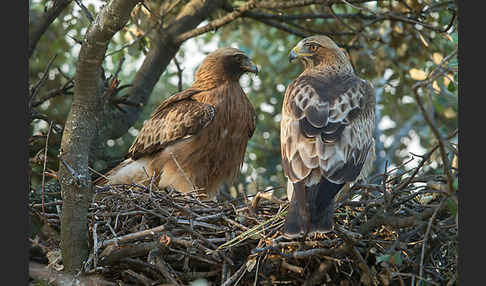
{"left": 281, "top": 35, "right": 376, "bottom": 237}
{"left": 95, "top": 47, "right": 258, "bottom": 199}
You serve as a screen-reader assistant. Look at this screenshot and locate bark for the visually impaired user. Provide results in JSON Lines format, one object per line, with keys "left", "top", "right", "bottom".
{"left": 58, "top": 0, "right": 140, "bottom": 274}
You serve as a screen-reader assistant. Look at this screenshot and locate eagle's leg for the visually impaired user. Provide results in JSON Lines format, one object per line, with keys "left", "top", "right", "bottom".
{"left": 283, "top": 181, "right": 310, "bottom": 237}
{"left": 307, "top": 178, "right": 344, "bottom": 234}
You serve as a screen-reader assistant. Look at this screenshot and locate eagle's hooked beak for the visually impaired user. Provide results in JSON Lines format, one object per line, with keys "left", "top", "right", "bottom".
{"left": 289, "top": 47, "right": 299, "bottom": 63}
{"left": 242, "top": 59, "right": 259, "bottom": 74}
{"left": 289, "top": 45, "right": 313, "bottom": 63}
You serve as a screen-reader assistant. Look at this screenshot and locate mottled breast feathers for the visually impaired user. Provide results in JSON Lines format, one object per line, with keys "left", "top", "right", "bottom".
{"left": 281, "top": 72, "right": 376, "bottom": 185}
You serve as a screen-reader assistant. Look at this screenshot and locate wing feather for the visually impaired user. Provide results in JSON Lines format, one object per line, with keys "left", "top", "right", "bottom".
{"left": 281, "top": 74, "right": 375, "bottom": 184}
{"left": 128, "top": 88, "right": 215, "bottom": 159}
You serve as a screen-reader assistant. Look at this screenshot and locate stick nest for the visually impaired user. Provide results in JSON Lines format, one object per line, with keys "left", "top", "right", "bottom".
{"left": 30, "top": 167, "right": 458, "bottom": 286}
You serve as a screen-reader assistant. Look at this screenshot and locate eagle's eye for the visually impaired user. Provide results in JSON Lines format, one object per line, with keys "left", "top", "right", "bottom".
{"left": 233, "top": 54, "right": 245, "bottom": 63}
{"left": 307, "top": 43, "right": 319, "bottom": 52}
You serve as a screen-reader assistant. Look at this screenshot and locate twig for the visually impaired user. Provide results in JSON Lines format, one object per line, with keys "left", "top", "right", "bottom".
{"left": 303, "top": 261, "right": 332, "bottom": 286}
{"left": 173, "top": 57, "right": 183, "bottom": 92}
{"left": 122, "top": 269, "right": 155, "bottom": 286}
{"left": 391, "top": 272, "right": 440, "bottom": 286}
{"left": 281, "top": 261, "right": 304, "bottom": 274}
{"left": 175, "top": 0, "right": 343, "bottom": 44}
{"left": 74, "top": 0, "right": 95, "bottom": 22}
{"left": 29, "top": 54, "right": 58, "bottom": 106}
{"left": 29, "top": 0, "right": 72, "bottom": 58}
{"left": 29, "top": 261, "right": 117, "bottom": 286}
{"left": 41, "top": 121, "right": 53, "bottom": 219}
{"left": 147, "top": 247, "right": 183, "bottom": 286}
{"left": 31, "top": 79, "right": 74, "bottom": 108}
{"left": 58, "top": 153, "right": 82, "bottom": 185}
{"left": 412, "top": 48, "right": 458, "bottom": 194}
{"left": 92, "top": 222, "right": 99, "bottom": 268}
{"left": 170, "top": 152, "right": 196, "bottom": 192}
{"left": 100, "top": 224, "right": 166, "bottom": 248}
{"left": 221, "top": 263, "right": 247, "bottom": 286}
{"left": 418, "top": 198, "right": 446, "bottom": 285}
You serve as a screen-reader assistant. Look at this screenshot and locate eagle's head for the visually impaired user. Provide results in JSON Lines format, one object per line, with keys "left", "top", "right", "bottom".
{"left": 194, "top": 47, "right": 259, "bottom": 86}
{"left": 288, "top": 35, "right": 351, "bottom": 72}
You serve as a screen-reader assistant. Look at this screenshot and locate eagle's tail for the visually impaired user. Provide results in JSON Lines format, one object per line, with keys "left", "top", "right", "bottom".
{"left": 283, "top": 178, "right": 344, "bottom": 238}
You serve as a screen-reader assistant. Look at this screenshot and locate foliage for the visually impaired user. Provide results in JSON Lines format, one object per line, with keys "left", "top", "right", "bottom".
{"left": 29, "top": 0, "right": 458, "bottom": 193}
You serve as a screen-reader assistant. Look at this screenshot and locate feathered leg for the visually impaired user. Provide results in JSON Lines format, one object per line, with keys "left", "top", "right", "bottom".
{"left": 283, "top": 178, "right": 344, "bottom": 237}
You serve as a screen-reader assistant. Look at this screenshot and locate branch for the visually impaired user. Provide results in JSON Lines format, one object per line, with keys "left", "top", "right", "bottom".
{"left": 175, "top": 0, "right": 341, "bottom": 44}
{"left": 73, "top": 0, "right": 95, "bottom": 22}
{"left": 250, "top": 16, "right": 309, "bottom": 38}
{"left": 29, "top": 0, "right": 73, "bottom": 58}
{"left": 412, "top": 48, "right": 458, "bottom": 193}
{"left": 29, "top": 54, "right": 58, "bottom": 108}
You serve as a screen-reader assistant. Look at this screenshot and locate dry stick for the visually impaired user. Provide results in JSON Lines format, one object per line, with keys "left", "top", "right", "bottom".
{"left": 175, "top": 0, "right": 341, "bottom": 44}
{"left": 58, "top": 152, "right": 82, "bottom": 185}
{"left": 418, "top": 198, "right": 446, "bottom": 286}
{"left": 281, "top": 261, "right": 304, "bottom": 274}
{"left": 137, "top": 205, "right": 220, "bottom": 250}
{"left": 40, "top": 121, "right": 53, "bottom": 218}
{"left": 32, "top": 79, "right": 74, "bottom": 107}
{"left": 136, "top": 205, "right": 235, "bottom": 266}
{"left": 73, "top": 0, "right": 94, "bottom": 22}
{"left": 392, "top": 272, "right": 440, "bottom": 286}
{"left": 32, "top": 200, "right": 63, "bottom": 208}
{"left": 303, "top": 261, "right": 332, "bottom": 286}
{"left": 170, "top": 152, "right": 196, "bottom": 191}
{"left": 147, "top": 247, "right": 183, "bottom": 286}
{"left": 122, "top": 269, "right": 155, "bottom": 286}
{"left": 221, "top": 263, "right": 247, "bottom": 286}
{"left": 100, "top": 224, "right": 166, "bottom": 248}
{"left": 29, "top": 261, "right": 117, "bottom": 286}
{"left": 92, "top": 222, "right": 99, "bottom": 268}
{"left": 253, "top": 255, "right": 261, "bottom": 286}
{"left": 29, "top": 54, "right": 58, "bottom": 104}
{"left": 173, "top": 57, "right": 184, "bottom": 92}
{"left": 351, "top": 246, "right": 375, "bottom": 286}
{"left": 118, "top": 258, "right": 165, "bottom": 281}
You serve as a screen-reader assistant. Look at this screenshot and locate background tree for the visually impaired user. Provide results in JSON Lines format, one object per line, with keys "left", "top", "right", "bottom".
{"left": 28, "top": 0, "right": 458, "bottom": 281}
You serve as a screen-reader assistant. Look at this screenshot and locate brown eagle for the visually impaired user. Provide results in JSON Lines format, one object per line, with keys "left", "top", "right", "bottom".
{"left": 281, "top": 35, "right": 376, "bottom": 237}
{"left": 95, "top": 47, "right": 258, "bottom": 199}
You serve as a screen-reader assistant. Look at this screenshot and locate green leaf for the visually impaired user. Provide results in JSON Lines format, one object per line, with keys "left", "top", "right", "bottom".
{"left": 390, "top": 251, "right": 403, "bottom": 265}
{"left": 376, "top": 254, "right": 390, "bottom": 264}
{"left": 447, "top": 81, "right": 456, "bottom": 92}
{"left": 376, "top": 252, "right": 402, "bottom": 265}
{"left": 446, "top": 197, "right": 457, "bottom": 217}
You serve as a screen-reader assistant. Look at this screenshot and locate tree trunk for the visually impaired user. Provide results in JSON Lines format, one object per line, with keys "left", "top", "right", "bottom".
{"left": 58, "top": 0, "right": 140, "bottom": 274}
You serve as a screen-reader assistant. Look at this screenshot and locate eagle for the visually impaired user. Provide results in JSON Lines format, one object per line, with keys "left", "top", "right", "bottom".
{"left": 95, "top": 47, "right": 258, "bottom": 199}
{"left": 280, "top": 35, "right": 376, "bottom": 237}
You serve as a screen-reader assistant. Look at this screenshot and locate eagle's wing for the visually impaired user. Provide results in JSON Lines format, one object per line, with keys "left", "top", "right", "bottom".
{"left": 281, "top": 73, "right": 375, "bottom": 184}
{"left": 128, "top": 88, "right": 215, "bottom": 159}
